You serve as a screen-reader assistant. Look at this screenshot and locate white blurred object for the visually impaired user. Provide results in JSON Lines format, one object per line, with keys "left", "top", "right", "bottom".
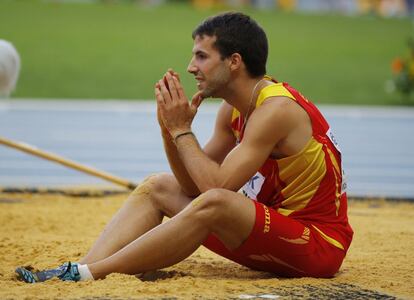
{"left": 0, "top": 40, "right": 20, "bottom": 97}
{"left": 384, "top": 79, "right": 396, "bottom": 94}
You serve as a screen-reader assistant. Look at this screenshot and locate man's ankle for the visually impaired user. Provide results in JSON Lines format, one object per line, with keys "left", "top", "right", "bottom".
{"left": 78, "top": 264, "right": 94, "bottom": 281}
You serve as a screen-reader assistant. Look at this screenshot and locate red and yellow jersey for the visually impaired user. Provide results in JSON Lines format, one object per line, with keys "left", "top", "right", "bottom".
{"left": 233, "top": 76, "right": 353, "bottom": 252}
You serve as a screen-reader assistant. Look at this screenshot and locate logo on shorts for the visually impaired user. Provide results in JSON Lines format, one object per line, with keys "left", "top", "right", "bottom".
{"left": 278, "top": 227, "right": 310, "bottom": 245}
{"left": 249, "top": 254, "right": 305, "bottom": 274}
{"left": 263, "top": 206, "right": 271, "bottom": 233}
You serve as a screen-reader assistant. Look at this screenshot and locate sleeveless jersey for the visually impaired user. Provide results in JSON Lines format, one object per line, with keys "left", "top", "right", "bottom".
{"left": 232, "top": 76, "right": 353, "bottom": 252}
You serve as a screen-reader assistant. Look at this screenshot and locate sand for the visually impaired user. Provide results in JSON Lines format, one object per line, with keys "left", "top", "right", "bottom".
{"left": 0, "top": 191, "right": 413, "bottom": 299}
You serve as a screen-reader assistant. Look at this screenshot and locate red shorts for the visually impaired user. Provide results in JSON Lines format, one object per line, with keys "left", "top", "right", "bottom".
{"left": 203, "top": 201, "right": 345, "bottom": 278}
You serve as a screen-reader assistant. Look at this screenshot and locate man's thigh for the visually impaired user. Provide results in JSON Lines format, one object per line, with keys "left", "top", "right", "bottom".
{"left": 191, "top": 189, "right": 256, "bottom": 250}
{"left": 203, "top": 200, "right": 345, "bottom": 277}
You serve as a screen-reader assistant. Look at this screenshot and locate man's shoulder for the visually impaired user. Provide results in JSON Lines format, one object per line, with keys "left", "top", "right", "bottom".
{"left": 250, "top": 96, "right": 309, "bottom": 135}
{"left": 219, "top": 100, "right": 234, "bottom": 111}
{"left": 216, "top": 100, "right": 234, "bottom": 119}
{"left": 258, "top": 95, "right": 300, "bottom": 116}
{"left": 214, "top": 100, "right": 237, "bottom": 131}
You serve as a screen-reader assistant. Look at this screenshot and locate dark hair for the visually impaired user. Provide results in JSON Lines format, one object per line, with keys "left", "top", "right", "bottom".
{"left": 192, "top": 12, "right": 268, "bottom": 77}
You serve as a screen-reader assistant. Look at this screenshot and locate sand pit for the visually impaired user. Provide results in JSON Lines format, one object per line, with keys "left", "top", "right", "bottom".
{"left": 0, "top": 191, "right": 413, "bottom": 299}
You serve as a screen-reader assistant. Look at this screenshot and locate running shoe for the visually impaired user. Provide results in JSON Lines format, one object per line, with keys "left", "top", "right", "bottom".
{"left": 57, "top": 262, "right": 81, "bottom": 282}
{"left": 15, "top": 262, "right": 80, "bottom": 283}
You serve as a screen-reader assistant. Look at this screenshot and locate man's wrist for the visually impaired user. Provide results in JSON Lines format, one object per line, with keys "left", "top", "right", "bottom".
{"left": 161, "top": 127, "right": 171, "bottom": 138}
{"left": 172, "top": 130, "right": 194, "bottom": 144}
{"left": 170, "top": 128, "right": 191, "bottom": 138}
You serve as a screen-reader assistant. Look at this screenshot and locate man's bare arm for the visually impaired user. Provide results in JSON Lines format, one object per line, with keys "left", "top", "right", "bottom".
{"left": 156, "top": 71, "right": 295, "bottom": 193}
{"left": 161, "top": 126, "right": 200, "bottom": 197}
{"left": 156, "top": 76, "right": 235, "bottom": 196}
{"left": 154, "top": 71, "right": 198, "bottom": 196}
{"left": 173, "top": 99, "right": 295, "bottom": 193}
{"left": 202, "top": 101, "right": 236, "bottom": 164}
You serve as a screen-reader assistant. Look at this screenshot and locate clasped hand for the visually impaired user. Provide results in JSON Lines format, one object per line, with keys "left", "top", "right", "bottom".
{"left": 155, "top": 70, "right": 203, "bottom": 138}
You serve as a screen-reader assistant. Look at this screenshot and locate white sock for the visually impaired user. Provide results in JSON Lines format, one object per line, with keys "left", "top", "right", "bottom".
{"left": 77, "top": 264, "right": 94, "bottom": 281}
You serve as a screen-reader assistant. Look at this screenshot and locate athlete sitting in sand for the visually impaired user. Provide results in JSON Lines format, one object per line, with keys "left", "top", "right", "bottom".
{"left": 16, "top": 12, "right": 353, "bottom": 283}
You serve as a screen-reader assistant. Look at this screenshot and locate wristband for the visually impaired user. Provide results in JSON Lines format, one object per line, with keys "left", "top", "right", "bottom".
{"left": 173, "top": 131, "right": 194, "bottom": 144}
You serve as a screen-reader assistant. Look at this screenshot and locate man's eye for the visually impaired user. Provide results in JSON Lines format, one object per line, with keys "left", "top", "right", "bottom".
{"left": 197, "top": 54, "right": 206, "bottom": 59}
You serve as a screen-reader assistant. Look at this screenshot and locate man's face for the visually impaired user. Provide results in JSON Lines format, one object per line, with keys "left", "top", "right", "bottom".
{"left": 187, "top": 35, "right": 230, "bottom": 98}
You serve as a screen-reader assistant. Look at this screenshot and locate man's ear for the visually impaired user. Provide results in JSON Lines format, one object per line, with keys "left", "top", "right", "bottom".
{"left": 228, "top": 53, "right": 242, "bottom": 71}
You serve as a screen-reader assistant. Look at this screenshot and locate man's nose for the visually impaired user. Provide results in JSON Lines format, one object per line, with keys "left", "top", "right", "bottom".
{"left": 187, "top": 58, "right": 197, "bottom": 74}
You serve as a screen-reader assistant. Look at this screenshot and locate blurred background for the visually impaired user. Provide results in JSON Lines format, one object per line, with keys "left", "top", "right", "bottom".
{"left": 0, "top": 0, "right": 413, "bottom": 104}
{"left": 0, "top": 0, "right": 414, "bottom": 198}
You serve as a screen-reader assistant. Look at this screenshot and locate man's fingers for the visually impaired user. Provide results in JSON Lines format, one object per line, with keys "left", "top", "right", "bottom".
{"left": 155, "top": 86, "right": 165, "bottom": 104}
{"left": 191, "top": 90, "right": 203, "bottom": 102}
{"left": 155, "top": 86, "right": 170, "bottom": 126}
{"left": 191, "top": 91, "right": 204, "bottom": 110}
{"left": 172, "top": 75, "right": 186, "bottom": 99}
{"left": 167, "top": 68, "right": 181, "bottom": 82}
{"left": 165, "top": 73, "right": 179, "bottom": 100}
{"left": 173, "top": 72, "right": 180, "bottom": 82}
{"left": 158, "top": 79, "right": 172, "bottom": 103}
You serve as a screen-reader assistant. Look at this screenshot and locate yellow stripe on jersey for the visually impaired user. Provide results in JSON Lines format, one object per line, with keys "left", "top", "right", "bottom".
{"left": 276, "top": 137, "right": 327, "bottom": 216}
{"left": 231, "top": 82, "right": 293, "bottom": 137}
{"left": 326, "top": 148, "right": 342, "bottom": 216}
{"left": 231, "top": 109, "right": 241, "bottom": 141}
{"left": 231, "top": 107, "right": 240, "bottom": 123}
{"left": 256, "top": 83, "right": 296, "bottom": 107}
{"left": 312, "top": 225, "right": 345, "bottom": 250}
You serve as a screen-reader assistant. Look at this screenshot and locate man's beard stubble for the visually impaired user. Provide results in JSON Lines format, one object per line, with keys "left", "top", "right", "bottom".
{"left": 199, "top": 65, "right": 230, "bottom": 99}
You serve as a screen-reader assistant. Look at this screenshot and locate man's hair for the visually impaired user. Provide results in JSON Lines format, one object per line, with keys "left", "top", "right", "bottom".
{"left": 192, "top": 12, "right": 268, "bottom": 77}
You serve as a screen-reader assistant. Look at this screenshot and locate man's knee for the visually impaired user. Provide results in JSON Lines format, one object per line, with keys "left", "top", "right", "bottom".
{"left": 130, "top": 173, "right": 176, "bottom": 203}
{"left": 189, "top": 189, "right": 255, "bottom": 250}
{"left": 189, "top": 189, "right": 229, "bottom": 226}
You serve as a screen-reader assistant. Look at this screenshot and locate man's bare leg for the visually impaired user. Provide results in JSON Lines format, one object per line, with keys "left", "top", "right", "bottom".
{"left": 81, "top": 173, "right": 194, "bottom": 265}
{"left": 86, "top": 189, "right": 256, "bottom": 279}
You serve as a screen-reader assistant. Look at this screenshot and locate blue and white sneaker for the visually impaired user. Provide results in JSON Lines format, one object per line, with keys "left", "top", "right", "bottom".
{"left": 16, "top": 262, "right": 80, "bottom": 283}
{"left": 57, "top": 262, "right": 81, "bottom": 282}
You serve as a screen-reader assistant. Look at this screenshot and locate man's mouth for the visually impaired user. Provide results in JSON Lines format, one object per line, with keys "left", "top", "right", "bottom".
{"left": 195, "top": 77, "right": 204, "bottom": 88}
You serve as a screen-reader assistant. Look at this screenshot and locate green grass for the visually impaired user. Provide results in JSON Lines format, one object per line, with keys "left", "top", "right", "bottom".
{"left": 0, "top": 0, "right": 412, "bottom": 104}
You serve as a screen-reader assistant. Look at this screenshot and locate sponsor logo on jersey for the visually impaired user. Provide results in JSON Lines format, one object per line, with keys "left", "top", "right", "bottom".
{"left": 326, "top": 128, "right": 347, "bottom": 195}
{"left": 241, "top": 172, "right": 265, "bottom": 201}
